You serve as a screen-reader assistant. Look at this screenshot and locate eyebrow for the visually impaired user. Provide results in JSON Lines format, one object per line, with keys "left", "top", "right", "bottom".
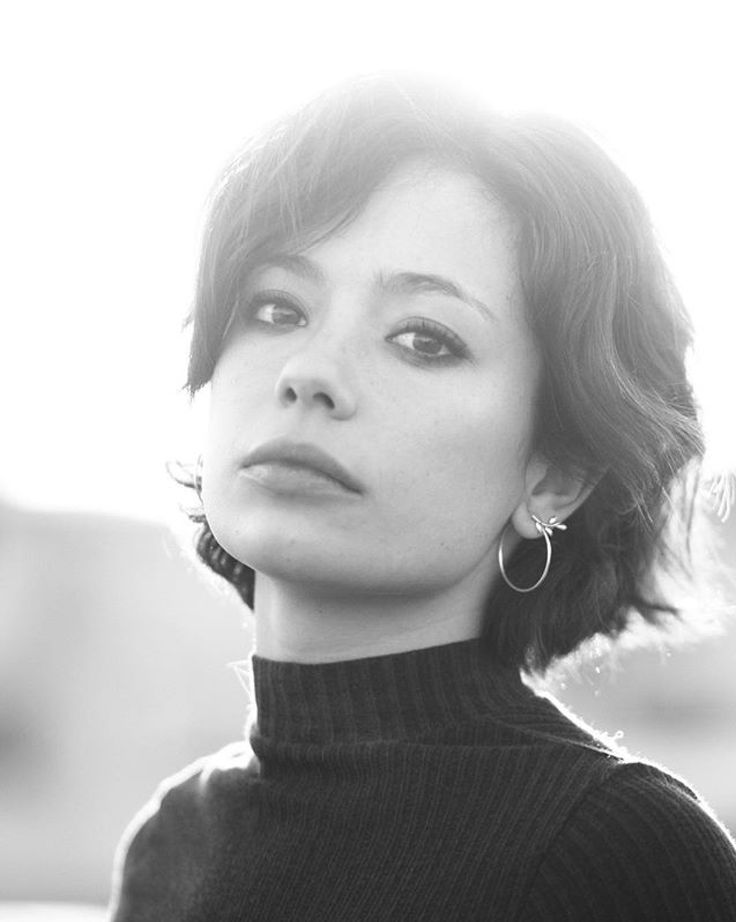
{"left": 258, "top": 253, "right": 497, "bottom": 324}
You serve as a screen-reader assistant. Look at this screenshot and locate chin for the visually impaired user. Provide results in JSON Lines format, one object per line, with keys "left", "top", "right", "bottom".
{"left": 209, "top": 502, "right": 358, "bottom": 576}
{"left": 230, "top": 537, "right": 461, "bottom": 602}
{"left": 211, "top": 523, "right": 337, "bottom": 581}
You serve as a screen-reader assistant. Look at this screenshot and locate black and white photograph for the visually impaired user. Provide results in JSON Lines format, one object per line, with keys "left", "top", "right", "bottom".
{"left": 1, "top": 2, "right": 735, "bottom": 919}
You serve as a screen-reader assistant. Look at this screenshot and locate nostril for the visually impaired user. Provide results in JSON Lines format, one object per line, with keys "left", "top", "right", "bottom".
{"left": 280, "top": 385, "right": 334, "bottom": 410}
{"left": 277, "top": 372, "right": 349, "bottom": 414}
{"left": 315, "top": 392, "right": 335, "bottom": 410}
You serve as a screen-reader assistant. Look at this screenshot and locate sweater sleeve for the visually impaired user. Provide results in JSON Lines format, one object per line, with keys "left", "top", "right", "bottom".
{"left": 107, "top": 760, "right": 208, "bottom": 922}
{"left": 520, "top": 761, "right": 736, "bottom": 921}
{"left": 107, "top": 743, "right": 254, "bottom": 921}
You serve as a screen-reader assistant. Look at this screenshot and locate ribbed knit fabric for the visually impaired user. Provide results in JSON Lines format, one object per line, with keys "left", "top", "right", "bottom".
{"left": 109, "top": 639, "right": 736, "bottom": 920}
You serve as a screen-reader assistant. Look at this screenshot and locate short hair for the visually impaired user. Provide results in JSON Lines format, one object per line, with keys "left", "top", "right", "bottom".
{"left": 175, "top": 72, "right": 708, "bottom": 674}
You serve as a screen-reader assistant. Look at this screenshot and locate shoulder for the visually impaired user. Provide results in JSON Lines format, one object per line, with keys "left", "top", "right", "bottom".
{"left": 523, "top": 759, "right": 736, "bottom": 921}
{"left": 109, "top": 741, "right": 256, "bottom": 921}
{"left": 118, "top": 739, "right": 255, "bottom": 847}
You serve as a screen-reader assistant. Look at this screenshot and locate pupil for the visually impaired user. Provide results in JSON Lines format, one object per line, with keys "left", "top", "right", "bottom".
{"left": 414, "top": 333, "right": 442, "bottom": 355}
{"left": 271, "top": 305, "right": 295, "bottom": 324}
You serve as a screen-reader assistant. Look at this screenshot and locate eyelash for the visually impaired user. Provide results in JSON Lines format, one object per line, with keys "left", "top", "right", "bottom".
{"left": 389, "top": 318, "right": 469, "bottom": 365}
{"left": 239, "top": 291, "right": 470, "bottom": 366}
{"left": 242, "top": 291, "right": 307, "bottom": 329}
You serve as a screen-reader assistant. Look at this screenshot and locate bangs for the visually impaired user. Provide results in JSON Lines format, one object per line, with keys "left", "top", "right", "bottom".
{"left": 184, "top": 75, "right": 477, "bottom": 394}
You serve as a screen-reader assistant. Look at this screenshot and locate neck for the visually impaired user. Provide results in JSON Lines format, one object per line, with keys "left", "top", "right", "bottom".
{"left": 252, "top": 576, "right": 487, "bottom": 663}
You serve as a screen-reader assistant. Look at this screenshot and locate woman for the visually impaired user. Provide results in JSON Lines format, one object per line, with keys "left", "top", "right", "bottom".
{"left": 109, "top": 74, "right": 736, "bottom": 919}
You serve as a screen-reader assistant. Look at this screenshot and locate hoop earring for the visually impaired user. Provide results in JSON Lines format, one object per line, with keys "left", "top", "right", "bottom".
{"left": 194, "top": 454, "right": 204, "bottom": 505}
{"left": 497, "top": 514, "right": 567, "bottom": 593}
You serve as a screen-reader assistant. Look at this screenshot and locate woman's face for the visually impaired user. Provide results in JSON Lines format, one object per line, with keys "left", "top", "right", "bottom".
{"left": 204, "top": 162, "right": 542, "bottom": 601}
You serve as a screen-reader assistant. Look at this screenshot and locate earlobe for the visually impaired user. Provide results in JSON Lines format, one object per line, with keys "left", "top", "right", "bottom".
{"left": 509, "top": 504, "right": 541, "bottom": 540}
{"left": 512, "top": 455, "right": 600, "bottom": 539}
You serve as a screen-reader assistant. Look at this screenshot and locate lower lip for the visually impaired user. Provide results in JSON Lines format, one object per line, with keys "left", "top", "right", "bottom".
{"left": 240, "top": 462, "right": 359, "bottom": 497}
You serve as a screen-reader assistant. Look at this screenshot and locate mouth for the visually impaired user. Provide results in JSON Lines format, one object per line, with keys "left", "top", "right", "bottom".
{"left": 240, "top": 439, "right": 364, "bottom": 494}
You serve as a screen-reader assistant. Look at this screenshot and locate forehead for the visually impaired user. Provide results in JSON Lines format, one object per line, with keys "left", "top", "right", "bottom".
{"left": 268, "top": 162, "right": 520, "bottom": 309}
{"left": 353, "top": 160, "right": 510, "bottom": 240}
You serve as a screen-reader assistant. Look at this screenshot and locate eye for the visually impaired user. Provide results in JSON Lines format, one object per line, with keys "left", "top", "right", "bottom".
{"left": 388, "top": 318, "right": 469, "bottom": 365}
{"left": 245, "top": 292, "right": 306, "bottom": 328}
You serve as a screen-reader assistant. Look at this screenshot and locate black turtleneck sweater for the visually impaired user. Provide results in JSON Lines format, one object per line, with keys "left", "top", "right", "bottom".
{"left": 108, "top": 639, "right": 736, "bottom": 920}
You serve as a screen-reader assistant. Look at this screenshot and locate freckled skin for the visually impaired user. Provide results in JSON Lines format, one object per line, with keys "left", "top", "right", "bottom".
{"left": 202, "top": 162, "right": 556, "bottom": 661}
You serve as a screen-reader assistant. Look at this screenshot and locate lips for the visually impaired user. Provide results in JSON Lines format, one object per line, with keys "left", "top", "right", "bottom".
{"left": 240, "top": 439, "right": 364, "bottom": 494}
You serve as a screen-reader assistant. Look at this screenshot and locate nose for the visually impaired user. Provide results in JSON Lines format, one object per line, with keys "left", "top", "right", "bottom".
{"left": 274, "top": 347, "right": 357, "bottom": 420}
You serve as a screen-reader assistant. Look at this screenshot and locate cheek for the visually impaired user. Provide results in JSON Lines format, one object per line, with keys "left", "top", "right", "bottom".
{"left": 378, "top": 381, "right": 535, "bottom": 551}
{"left": 206, "top": 349, "right": 273, "bottom": 456}
{"left": 202, "top": 364, "right": 261, "bottom": 521}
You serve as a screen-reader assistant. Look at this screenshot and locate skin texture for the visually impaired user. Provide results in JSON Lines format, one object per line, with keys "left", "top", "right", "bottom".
{"left": 203, "top": 162, "right": 591, "bottom": 662}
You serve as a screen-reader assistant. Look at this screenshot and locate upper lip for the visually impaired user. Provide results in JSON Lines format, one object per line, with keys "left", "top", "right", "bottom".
{"left": 241, "top": 439, "right": 364, "bottom": 493}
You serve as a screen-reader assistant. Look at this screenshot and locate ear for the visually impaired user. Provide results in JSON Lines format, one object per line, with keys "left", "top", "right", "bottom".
{"left": 510, "top": 454, "right": 600, "bottom": 540}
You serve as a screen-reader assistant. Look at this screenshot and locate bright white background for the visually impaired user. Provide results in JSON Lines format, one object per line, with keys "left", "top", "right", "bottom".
{"left": 1, "top": 0, "right": 733, "bottom": 523}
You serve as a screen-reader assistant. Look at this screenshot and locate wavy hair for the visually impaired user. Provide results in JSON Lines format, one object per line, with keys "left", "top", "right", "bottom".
{"left": 173, "top": 73, "right": 710, "bottom": 674}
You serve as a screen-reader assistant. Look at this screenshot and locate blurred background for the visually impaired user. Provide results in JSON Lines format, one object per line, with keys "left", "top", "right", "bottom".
{"left": 1, "top": 0, "right": 734, "bottom": 913}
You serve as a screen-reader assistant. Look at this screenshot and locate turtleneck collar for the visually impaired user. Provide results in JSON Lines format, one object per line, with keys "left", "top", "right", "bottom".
{"left": 250, "top": 638, "right": 530, "bottom": 745}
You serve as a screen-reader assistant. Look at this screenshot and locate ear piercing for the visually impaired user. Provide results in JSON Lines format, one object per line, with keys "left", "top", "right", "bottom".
{"left": 498, "top": 514, "right": 567, "bottom": 593}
